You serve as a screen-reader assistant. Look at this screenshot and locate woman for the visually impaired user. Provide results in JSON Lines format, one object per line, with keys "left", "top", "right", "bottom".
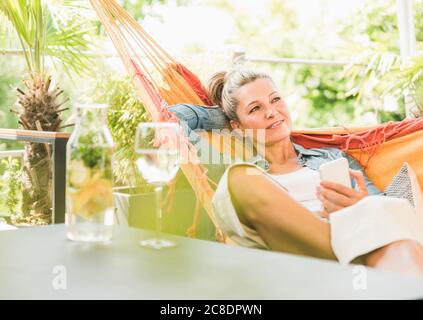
{"left": 171, "top": 69, "right": 423, "bottom": 275}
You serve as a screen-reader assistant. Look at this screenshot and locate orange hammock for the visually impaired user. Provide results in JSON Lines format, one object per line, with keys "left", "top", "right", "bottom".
{"left": 90, "top": 0, "right": 423, "bottom": 238}
{"left": 293, "top": 122, "right": 423, "bottom": 192}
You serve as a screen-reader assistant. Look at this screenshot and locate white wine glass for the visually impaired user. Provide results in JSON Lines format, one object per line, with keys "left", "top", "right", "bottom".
{"left": 135, "top": 122, "right": 181, "bottom": 249}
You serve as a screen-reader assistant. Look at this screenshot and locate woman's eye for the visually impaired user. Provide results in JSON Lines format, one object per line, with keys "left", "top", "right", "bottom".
{"left": 272, "top": 97, "right": 281, "bottom": 103}
{"left": 250, "top": 106, "right": 259, "bottom": 113}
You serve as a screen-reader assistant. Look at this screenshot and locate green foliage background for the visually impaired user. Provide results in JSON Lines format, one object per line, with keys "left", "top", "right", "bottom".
{"left": 92, "top": 73, "right": 152, "bottom": 189}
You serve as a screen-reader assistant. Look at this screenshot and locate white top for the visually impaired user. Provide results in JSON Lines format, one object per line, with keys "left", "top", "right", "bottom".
{"left": 269, "top": 167, "right": 323, "bottom": 213}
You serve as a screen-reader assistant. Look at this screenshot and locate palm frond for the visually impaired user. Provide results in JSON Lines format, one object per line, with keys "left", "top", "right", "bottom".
{"left": 410, "top": 75, "right": 423, "bottom": 111}
{"left": 0, "top": 0, "right": 33, "bottom": 71}
{"left": 343, "top": 48, "right": 401, "bottom": 102}
{"left": 0, "top": 0, "right": 93, "bottom": 76}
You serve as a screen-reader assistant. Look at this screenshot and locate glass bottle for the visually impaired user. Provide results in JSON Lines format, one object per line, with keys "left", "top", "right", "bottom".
{"left": 66, "top": 104, "right": 115, "bottom": 242}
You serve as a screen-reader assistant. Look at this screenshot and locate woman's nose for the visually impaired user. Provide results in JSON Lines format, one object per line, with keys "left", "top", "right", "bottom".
{"left": 265, "top": 106, "right": 276, "bottom": 118}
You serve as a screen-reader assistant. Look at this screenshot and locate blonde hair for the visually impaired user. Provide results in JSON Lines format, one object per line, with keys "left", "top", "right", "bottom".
{"left": 206, "top": 69, "right": 274, "bottom": 121}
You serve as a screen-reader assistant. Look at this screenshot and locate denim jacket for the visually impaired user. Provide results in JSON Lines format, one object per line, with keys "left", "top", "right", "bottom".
{"left": 169, "top": 104, "right": 381, "bottom": 195}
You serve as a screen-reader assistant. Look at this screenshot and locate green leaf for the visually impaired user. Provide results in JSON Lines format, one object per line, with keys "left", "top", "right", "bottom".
{"left": 0, "top": 0, "right": 93, "bottom": 76}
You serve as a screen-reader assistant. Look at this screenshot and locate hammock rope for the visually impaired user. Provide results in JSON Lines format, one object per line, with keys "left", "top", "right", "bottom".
{"left": 91, "top": 0, "right": 218, "bottom": 237}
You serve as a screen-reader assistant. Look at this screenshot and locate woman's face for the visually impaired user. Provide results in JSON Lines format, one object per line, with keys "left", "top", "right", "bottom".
{"left": 231, "top": 78, "right": 292, "bottom": 146}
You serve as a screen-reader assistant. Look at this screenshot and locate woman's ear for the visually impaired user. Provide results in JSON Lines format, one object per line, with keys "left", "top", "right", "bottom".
{"left": 230, "top": 120, "right": 241, "bottom": 130}
{"left": 230, "top": 120, "right": 246, "bottom": 138}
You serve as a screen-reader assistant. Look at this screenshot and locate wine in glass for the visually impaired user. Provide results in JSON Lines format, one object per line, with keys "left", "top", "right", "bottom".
{"left": 135, "top": 122, "right": 181, "bottom": 249}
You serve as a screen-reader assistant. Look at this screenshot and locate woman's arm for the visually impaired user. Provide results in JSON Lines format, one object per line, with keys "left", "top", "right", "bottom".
{"left": 228, "top": 165, "right": 337, "bottom": 260}
{"left": 168, "top": 104, "right": 228, "bottom": 131}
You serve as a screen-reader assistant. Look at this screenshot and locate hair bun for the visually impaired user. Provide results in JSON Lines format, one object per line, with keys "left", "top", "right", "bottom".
{"left": 206, "top": 71, "right": 227, "bottom": 107}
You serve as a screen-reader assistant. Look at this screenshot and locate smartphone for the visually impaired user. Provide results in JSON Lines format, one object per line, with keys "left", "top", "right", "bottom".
{"left": 319, "top": 158, "right": 352, "bottom": 188}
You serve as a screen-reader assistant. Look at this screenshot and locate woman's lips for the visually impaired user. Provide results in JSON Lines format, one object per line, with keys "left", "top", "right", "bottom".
{"left": 267, "top": 120, "right": 284, "bottom": 129}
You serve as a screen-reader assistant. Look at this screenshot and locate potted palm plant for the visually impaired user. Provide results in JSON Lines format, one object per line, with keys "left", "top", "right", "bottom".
{"left": 0, "top": 0, "right": 92, "bottom": 225}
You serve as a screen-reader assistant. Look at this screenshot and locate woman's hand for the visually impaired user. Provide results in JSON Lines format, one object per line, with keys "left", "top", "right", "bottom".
{"left": 316, "top": 169, "right": 369, "bottom": 215}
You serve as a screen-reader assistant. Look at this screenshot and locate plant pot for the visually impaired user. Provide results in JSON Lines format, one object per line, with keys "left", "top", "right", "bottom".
{"left": 113, "top": 186, "right": 216, "bottom": 241}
